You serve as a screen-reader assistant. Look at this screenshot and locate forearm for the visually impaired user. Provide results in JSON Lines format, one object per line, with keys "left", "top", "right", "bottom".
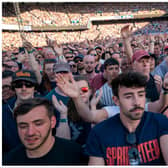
{"left": 56, "top": 114, "right": 71, "bottom": 139}
{"left": 148, "top": 91, "right": 168, "bottom": 113}
{"left": 56, "top": 121, "right": 71, "bottom": 140}
{"left": 123, "top": 38, "right": 133, "bottom": 63}
{"left": 28, "top": 52, "right": 42, "bottom": 84}
{"left": 73, "top": 97, "right": 94, "bottom": 123}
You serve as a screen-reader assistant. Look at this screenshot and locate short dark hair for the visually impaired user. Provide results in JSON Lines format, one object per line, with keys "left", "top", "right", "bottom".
{"left": 111, "top": 71, "right": 147, "bottom": 97}
{"left": 14, "top": 97, "right": 55, "bottom": 120}
{"left": 104, "top": 58, "right": 119, "bottom": 69}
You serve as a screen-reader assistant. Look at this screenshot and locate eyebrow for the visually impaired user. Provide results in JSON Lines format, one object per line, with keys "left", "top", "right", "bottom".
{"left": 123, "top": 90, "right": 145, "bottom": 96}
{"left": 18, "top": 119, "right": 45, "bottom": 125}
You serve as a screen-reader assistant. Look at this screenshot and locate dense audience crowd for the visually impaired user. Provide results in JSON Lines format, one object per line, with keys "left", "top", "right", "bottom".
{"left": 2, "top": 2, "right": 168, "bottom": 166}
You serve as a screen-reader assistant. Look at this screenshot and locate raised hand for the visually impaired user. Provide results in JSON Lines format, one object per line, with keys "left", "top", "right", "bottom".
{"left": 55, "top": 73, "right": 80, "bottom": 98}
{"left": 90, "top": 88, "right": 103, "bottom": 110}
{"left": 121, "top": 25, "right": 133, "bottom": 39}
{"left": 52, "top": 95, "right": 68, "bottom": 117}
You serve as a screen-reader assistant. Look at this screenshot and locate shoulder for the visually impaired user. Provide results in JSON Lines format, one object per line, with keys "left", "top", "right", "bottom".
{"left": 91, "top": 114, "right": 120, "bottom": 133}
{"left": 3, "top": 145, "right": 25, "bottom": 165}
{"left": 144, "top": 111, "right": 168, "bottom": 126}
{"left": 55, "top": 137, "right": 81, "bottom": 150}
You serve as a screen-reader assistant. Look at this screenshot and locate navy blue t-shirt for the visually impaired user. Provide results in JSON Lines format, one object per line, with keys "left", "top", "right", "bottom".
{"left": 86, "top": 112, "right": 168, "bottom": 165}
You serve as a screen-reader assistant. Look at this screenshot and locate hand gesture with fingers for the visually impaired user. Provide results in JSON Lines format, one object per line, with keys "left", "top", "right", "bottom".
{"left": 90, "top": 88, "right": 103, "bottom": 110}
{"left": 56, "top": 73, "right": 80, "bottom": 98}
{"left": 52, "top": 95, "right": 68, "bottom": 117}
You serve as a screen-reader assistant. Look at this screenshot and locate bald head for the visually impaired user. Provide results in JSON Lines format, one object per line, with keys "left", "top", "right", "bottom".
{"left": 83, "top": 55, "right": 96, "bottom": 74}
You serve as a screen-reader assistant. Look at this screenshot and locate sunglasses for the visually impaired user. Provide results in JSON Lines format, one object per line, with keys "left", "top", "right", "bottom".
{"left": 13, "top": 81, "right": 35, "bottom": 88}
{"left": 74, "top": 59, "right": 83, "bottom": 63}
{"left": 91, "top": 54, "right": 97, "bottom": 57}
{"left": 81, "top": 87, "right": 89, "bottom": 93}
{"left": 126, "top": 133, "right": 141, "bottom": 165}
{"left": 70, "top": 64, "right": 76, "bottom": 68}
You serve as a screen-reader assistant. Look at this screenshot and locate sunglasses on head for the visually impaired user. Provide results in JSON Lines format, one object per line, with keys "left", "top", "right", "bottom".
{"left": 126, "top": 133, "right": 141, "bottom": 165}
{"left": 13, "top": 81, "right": 35, "bottom": 88}
{"left": 81, "top": 87, "right": 89, "bottom": 93}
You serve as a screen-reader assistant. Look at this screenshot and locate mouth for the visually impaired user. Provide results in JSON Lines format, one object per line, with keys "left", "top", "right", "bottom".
{"left": 25, "top": 137, "right": 39, "bottom": 144}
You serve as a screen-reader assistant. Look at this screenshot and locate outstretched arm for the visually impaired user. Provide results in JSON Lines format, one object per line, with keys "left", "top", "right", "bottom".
{"left": 121, "top": 25, "right": 133, "bottom": 63}
{"left": 55, "top": 73, "right": 108, "bottom": 123}
{"left": 22, "top": 35, "right": 42, "bottom": 84}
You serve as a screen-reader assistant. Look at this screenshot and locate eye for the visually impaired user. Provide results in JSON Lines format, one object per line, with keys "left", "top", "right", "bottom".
{"left": 35, "top": 121, "right": 44, "bottom": 126}
{"left": 18, "top": 124, "right": 28, "bottom": 129}
{"left": 125, "top": 96, "right": 132, "bottom": 99}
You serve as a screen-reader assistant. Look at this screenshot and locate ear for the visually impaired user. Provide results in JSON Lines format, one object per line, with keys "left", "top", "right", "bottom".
{"left": 112, "top": 96, "right": 120, "bottom": 106}
{"left": 51, "top": 116, "right": 56, "bottom": 129}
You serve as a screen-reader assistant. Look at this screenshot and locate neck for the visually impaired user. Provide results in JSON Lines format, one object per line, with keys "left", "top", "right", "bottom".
{"left": 120, "top": 113, "right": 141, "bottom": 133}
{"left": 78, "top": 69, "right": 86, "bottom": 74}
{"left": 26, "top": 135, "right": 55, "bottom": 158}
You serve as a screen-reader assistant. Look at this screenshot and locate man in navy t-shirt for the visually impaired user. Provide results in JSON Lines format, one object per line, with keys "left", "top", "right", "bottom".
{"left": 86, "top": 71, "right": 168, "bottom": 165}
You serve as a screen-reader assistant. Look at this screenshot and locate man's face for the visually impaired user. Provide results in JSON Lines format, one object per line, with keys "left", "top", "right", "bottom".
{"left": 105, "top": 64, "right": 119, "bottom": 82}
{"left": 96, "top": 48, "right": 102, "bottom": 56}
{"left": 112, "top": 54, "right": 121, "bottom": 65}
{"left": 133, "top": 57, "right": 150, "bottom": 77}
{"left": 121, "top": 58, "right": 131, "bottom": 73}
{"left": 14, "top": 80, "right": 35, "bottom": 101}
{"left": 154, "top": 45, "right": 161, "bottom": 56}
{"left": 43, "top": 48, "right": 55, "bottom": 58}
{"left": 2, "top": 76, "right": 15, "bottom": 101}
{"left": 90, "top": 50, "right": 99, "bottom": 61}
{"left": 44, "top": 63, "right": 55, "bottom": 82}
{"left": 74, "top": 58, "right": 84, "bottom": 70}
{"left": 84, "top": 56, "right": 96, "bottom": 74}
{"left": 164, "top": 49, "right": 168, "bottom": 56}
{"left": 114, "top": 86, "right": 146, "bottom": 121}
{"left": 4, "top": 61, "right": 19, "bottom": 72}
{"left": 64, "top": 53, "right": 74, "bottom": 62}
{"left": 17, "top": 105, "right": 56, "bottom": 151}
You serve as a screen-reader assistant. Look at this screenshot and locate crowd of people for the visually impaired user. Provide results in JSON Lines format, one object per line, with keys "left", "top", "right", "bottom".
{"left": 2, "top": 2, "right": 168, "bottom": 166}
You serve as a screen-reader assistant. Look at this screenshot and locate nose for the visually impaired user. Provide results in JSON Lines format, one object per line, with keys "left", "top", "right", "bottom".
{"left": 26, "top": 125, "right": 36, "bottom": 136}
{"left": 133, "top": 95, "right": 140, "bottom": 106}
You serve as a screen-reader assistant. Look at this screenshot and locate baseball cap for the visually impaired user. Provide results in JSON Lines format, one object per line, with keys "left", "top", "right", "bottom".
{"left": 95, "top": 46, "right": 102, "bottom": 50}
{"left": 73, "top": 54, "right": 84, "bottom": 61}
{"left": 164, "top": 45, "right": 168, "bottom": 51}
{"left": 53, "top": 62, "right": 70, "bottom": 73}
{"left": 12, "top": 70, "right": 38, "bottom": 84}
{"left": 132, "top": 50, "right": 150, "bottom": 62}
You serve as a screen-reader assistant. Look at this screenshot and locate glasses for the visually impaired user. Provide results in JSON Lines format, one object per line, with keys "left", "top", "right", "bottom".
{"left": 3, "top": 85, "right": 12, "bottom": 90}
{"left": 91, "top": 54, "right": 97, "bottom": 57}
{"left": 74, "top": 59, "right": 83, "bottom": 63}
{"left": 70, "top": 64, "right": 76, "bottom": 68}
{"left": 126, "top": 133, "right": 141, "bottom": 165}
{"left": 13, "top": 81, "right": 35, "bottom": 88}
{"left": 81, "top": 87, "right": 89, "bottom": 93}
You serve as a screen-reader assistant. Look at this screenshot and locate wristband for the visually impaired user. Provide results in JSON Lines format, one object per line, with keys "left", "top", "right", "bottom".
{"left": 28, "top": 49, "right": 36, "bottom": 54}
{"left": 60, "top": 118, "right": 68, "bottom": 123}
{"left": 162, "top": 86, "right": 168, "bottom": 92}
